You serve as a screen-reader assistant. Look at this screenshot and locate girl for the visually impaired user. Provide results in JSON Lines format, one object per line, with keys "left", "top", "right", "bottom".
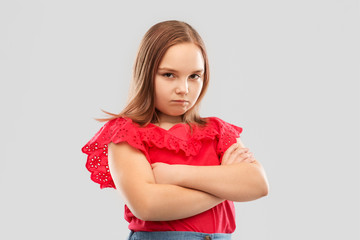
{"left": 82, "top": 20, "right": 269, "bottom": 240}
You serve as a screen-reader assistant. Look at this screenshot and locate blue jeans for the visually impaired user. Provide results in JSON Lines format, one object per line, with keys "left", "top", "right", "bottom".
{"left": 127, "top": 231, "right": 232, "bottom": 240}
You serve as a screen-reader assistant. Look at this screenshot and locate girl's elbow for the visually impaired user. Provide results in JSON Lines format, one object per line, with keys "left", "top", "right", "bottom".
{"left": 247, "top": 183, "right": 269, "bottom": 201}
{"left": 128, "top": 204, "right": 149, "bottom": 221}
{"left": 254, "top": 166, "right": 269, "bottom": 198}
{"left": 132, "top": 205, "right": 159, "bottom": 221}
{"left": 130, "top": 198, "right": 163, "bottom": 221}
{"left": 257, "top": 178, "right": 270, "bottom": 199}
{"left": 126, "top": 197, "right": 154, "bottom": 221}
{"left": 239, "top": 179, "right": 269, "bottom": 202}
{"left": 135, "top": 210, "right": 152, "bottom": 221}
{"left": 260, "top": 181, "right": 269, "bottom": 197}
{"left": 261, "top": 174, "right": 270, "bottom": 197}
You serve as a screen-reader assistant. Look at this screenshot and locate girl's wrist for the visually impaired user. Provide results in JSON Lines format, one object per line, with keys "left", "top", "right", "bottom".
{"left": 174, "top": 164, "right": 193, "bottom": 187}
{"left": 170, "top": 164, "right": 186, "bottom": 186}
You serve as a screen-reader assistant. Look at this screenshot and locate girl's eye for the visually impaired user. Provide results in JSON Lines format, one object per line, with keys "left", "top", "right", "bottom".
{"left": 163, "top": 73, "right": 174, "bottom": 78}
{"left": 190, "top": 74, "right": 201, "bottom": 80}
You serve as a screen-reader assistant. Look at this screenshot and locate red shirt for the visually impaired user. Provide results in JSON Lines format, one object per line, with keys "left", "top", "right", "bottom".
{"left": 81, "top": 116, "right": 242, "bottom": 233}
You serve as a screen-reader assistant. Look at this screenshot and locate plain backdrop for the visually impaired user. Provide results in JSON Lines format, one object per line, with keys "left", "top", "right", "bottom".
{"left": 1, "top": 0, "right": 359, "bottom": 239}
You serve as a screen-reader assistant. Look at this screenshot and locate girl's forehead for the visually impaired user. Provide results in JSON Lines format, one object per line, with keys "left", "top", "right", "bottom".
{"left": 158, "top": 43, "right": 204, "bottom": 71}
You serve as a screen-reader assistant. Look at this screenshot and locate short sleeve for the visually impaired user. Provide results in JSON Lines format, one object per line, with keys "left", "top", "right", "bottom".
{"left": 81, "top": 117, "right": 149, "bottom": 189}
{"left": 212, "top": 117, "right": 243, "bottom": 162}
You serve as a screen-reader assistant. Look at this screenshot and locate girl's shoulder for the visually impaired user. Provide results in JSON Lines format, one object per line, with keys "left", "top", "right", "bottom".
{"left": 204, "top": 117, "right": 243, "bottom": 158}
{"left": 82, "top": 117, "right": 138, "bottom": 147}
{"left": 81, "top": 117, "right": 147, "bottom": 189}
{"left": 204, "top": 116, "right": 243, "bottom": 135}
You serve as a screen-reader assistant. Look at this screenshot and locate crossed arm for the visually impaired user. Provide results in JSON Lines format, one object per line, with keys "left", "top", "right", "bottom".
{"left": 108, "top": 138, "right": 269, "bottom": 221}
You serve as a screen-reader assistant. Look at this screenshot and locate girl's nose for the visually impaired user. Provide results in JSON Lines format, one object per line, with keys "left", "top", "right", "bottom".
{"left": 175, "top": 79, "right": 189, "bottom": 95}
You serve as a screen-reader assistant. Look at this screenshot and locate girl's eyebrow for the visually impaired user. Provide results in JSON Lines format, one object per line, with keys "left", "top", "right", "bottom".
{"left": 158, "top": 67, "right": 204, "bottom": 73}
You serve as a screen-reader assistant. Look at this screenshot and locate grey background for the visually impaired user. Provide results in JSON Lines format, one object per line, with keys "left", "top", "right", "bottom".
{"left": 1, "top": 0, "right": 359, "bottom": 239}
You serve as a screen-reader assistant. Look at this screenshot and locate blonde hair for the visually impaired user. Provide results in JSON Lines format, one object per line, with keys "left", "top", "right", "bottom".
{"left": 97, "top": 20, "right": 210, "bottom": 127}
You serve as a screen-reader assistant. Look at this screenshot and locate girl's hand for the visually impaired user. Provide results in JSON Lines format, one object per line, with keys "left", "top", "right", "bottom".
{"left": 151, "top": 162, "right": 179, "bottom": 185}
{"left": 221, "top": 143, "right": 256, "bottom": 165}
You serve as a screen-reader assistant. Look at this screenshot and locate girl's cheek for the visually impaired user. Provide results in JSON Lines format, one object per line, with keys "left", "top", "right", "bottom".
{"left": 189, "top": 80, "right": 202, "bottom": 88}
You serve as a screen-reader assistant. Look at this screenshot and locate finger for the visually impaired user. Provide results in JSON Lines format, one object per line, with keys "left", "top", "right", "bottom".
{"left": 241, "top": 157, "right": 255, "bottom": 163}
{"left": 245, "top": 152, "right": 255, "bottom": 161}
{"left": 240, "top": 151, "right": 252, "bottom": 158}
{"left": 244, "top": 156, "right": 256, "bottom": 163}
{"left": 222, "top": 143, "right": 240, "bottom": 164}
{"left": 228, "top": 148, "right": 249, "bottom": 164}
{"left": 240, "top": 153, "right": 256, "bottom": 163}
{"left": 230, "top": 150, "right": 252, "bottom": 164}
{"left": 234, "top": 148, "right": 249, "bottom": 159}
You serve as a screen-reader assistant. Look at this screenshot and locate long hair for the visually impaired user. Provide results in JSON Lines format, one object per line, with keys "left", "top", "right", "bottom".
{"left": 97, "top": 20, "right": 210, "bottom": 127}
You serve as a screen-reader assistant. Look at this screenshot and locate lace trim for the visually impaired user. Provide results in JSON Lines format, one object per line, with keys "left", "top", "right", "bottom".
{"left": 214, "top": 118, "right": 243, "bottom": 160}
{"left": 138, "top": 121, "right": 219, "bottom": 157}
{"left": 82, "top": 142, "right": 114, "bottom": 189}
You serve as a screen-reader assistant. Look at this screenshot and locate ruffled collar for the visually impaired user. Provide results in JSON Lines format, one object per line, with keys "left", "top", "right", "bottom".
{"left": 145, "top": 122, "right": 191, "bottom": 141}
{"left": 121, "top": 117, "right": 220, "bottom": 156}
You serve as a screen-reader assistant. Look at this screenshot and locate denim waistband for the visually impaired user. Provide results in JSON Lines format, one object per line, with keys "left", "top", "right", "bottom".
{"left": 127, "top": 230, "right": 232, "bottom": 240}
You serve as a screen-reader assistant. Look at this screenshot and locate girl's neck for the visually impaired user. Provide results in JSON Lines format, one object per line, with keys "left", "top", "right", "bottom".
{"left": 157, "top": 113, "right": 183, "bottom": 125}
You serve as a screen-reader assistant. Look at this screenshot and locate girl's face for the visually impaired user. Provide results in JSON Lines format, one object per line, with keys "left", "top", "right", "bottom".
{"left": 154, "top": 43, "right": 204, "bottom": 122}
